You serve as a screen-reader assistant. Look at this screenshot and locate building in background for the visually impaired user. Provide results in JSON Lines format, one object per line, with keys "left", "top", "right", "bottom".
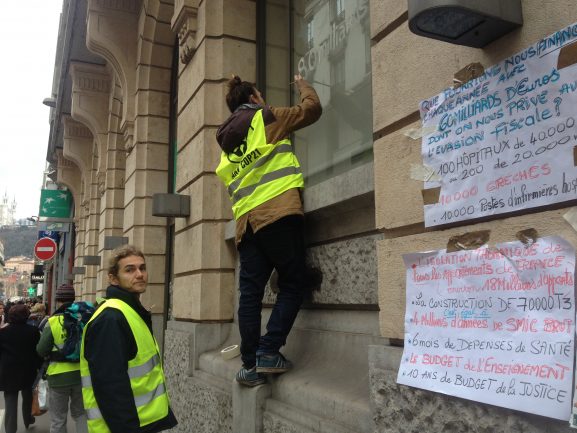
{"left": 0, "top": 192, "right": 17, "bottom": 227}
{"left": 40, "top": 1, "right": 577, "bottom": 432}
{"left": 1, "top": 256, "right": 34, "bottom": 299}
{"left": 4, "top": 256, "right": 34, "bottom": 275}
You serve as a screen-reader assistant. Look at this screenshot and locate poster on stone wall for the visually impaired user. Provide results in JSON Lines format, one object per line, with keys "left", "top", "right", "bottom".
{"left": 420, "top": 24, "right": 577, "bottom": 227}
{"left": 397, "top": 236, "right": 575, "bottom": 420}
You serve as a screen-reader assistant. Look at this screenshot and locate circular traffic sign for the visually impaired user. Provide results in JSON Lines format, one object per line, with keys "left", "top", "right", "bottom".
{"left": 34, "top": 237, "right": 58, "bottom": 261}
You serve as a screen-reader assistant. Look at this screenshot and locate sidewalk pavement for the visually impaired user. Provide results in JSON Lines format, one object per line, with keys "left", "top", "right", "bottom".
{"left": 0, "top": 391, "right": 75, "bottom": 433}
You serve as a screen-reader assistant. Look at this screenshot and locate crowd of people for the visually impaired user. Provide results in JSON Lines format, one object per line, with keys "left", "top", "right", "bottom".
{"left": 0, "top": 300, "right": 44, "bottom": 433}
{"left": 0, "top": 298, "right": 47, "bottom": 329}
{"left": 0, "top": 245, "right": 177, "bottom": 433}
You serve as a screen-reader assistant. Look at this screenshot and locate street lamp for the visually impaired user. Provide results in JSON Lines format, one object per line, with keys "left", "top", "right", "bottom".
{"left": 408, "top": 0, "right": 523, "bottom": 48}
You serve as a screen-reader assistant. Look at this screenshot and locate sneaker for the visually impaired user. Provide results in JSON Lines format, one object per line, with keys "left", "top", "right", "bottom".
{"left": 236, "top": 366, "right": 266, "bottom": 387}
{"left": 25, "top": 416, "right": 35, "bottom": 429}
{"left": 256, "top": 352, "right": 293, "bottom": 374}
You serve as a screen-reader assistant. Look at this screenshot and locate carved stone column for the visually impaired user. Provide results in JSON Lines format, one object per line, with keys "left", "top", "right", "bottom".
{"left": 83, "top": 141, "right": 101, "bottom": 301}
{"left": 68, "top": 63, "right": 113, "bottom": 298}
{"left": 69, "top": 62, "right": 111, "bottom": 177}
{"left": 74, "top": 211, "right": 87, "bottom": 298}
{"left": 171, "top": 0, "right": 198, "bottom": 64}
{"left": 97, "top": 74, "right": 126, "bottom": 293}
{"left": 170, "top": 0, "right": 258, "bottom": 322}
{"left": 62, "top": 116, "right": 93, "bottom": 176}
{"left": 56, "top": 151, "right": 81, "bottom": 203}
{"left": 86, "top": 0, "right": 140, "bottom": 149}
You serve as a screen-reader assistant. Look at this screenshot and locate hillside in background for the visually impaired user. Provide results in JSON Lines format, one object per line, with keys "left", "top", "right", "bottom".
{"left": 0, "top": 226, "right": 38, "bottom": 259}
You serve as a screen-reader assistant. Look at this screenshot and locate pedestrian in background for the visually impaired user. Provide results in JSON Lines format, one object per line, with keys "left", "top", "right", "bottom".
{"left": 2, "top": 301, "right": 15, "bottom": 328}
{"left": 28, "top": 302, "right": 47, "bottom": 328}
{"left": 0, "top": 302, "right": 5, "bottom": 327}
{"left": 0, "top": 304, "right": 42, "bottom": 433}
{"left": 37, "top": 285, "right": 88, "bottom": 433}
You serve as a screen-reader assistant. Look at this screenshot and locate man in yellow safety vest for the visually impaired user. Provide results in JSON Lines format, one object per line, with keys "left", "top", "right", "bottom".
{"left": 216, "top": 74, "right": 322, "bottom": 386}
{"left": 79, "top": 245, "right": 177, "bottom": 433}
{"left": 37, "top": 285, "right": 88, "bottom": 433}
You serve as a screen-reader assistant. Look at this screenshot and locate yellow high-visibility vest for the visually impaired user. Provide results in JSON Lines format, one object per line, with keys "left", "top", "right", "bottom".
{"left": 79, "top": 299, "right": 169, "bottom": 433}
{"left": 216, "top": 109, "right": 304, "bottom": 219}
{"left": 46, "top": 315, "right": 80, "bottom": 376}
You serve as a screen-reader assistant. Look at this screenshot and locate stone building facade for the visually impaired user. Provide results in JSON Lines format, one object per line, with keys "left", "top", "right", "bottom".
{"left": 43, "top": 0, "right": 577, "bottom": 432}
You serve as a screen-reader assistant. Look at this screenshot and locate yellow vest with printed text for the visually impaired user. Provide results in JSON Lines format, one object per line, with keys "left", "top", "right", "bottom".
{"left": 216, "top": 109, "right": 304, "bottom": 220}
{"left": 47, "top": 315, "right": 81, "bottom": 376}
{"left": 79, "top": 299, "right": 169, "bottom": 433}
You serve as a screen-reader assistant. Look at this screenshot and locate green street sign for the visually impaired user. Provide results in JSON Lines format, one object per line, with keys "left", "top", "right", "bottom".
{"left": 39, "top": 189, "right": 72, "bottom": 218}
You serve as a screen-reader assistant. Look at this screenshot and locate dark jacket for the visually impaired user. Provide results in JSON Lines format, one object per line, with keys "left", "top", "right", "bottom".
{"left": 83, "top": 285, "right": 177, "bottom": 433}
{"left": 0, "top": 323, "right": 42, "bottom": 391}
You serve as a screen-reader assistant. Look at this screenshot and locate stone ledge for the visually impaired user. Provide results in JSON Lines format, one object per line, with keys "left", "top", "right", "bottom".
{"left": 197, "top": 321, "right": 385, "bottom": 433}
{"left": 264, "top": 399, "right": 356, "bottom": 433}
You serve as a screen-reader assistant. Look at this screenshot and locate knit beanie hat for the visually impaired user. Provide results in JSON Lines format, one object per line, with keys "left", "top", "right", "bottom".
{"left": 55, "top": 284, "right": 76, "bottom": 302}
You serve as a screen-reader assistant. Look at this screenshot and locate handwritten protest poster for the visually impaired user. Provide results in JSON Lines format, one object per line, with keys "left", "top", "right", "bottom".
{"left": 420, "top": 24, "right": 577, "bottom": 227}
{"left": 397, "top": 236, "right": 575, "bottom": 420}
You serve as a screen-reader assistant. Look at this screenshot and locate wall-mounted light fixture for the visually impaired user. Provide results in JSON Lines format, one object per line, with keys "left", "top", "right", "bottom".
{"left": 42, "top": 97, "right": 56, "bottom": 108}
{"left": 104, "top": 236, "right": 129, "bottom": 250}
{"left": 72, "top": 267, "right": 86, "bottom": 275}
{"left": 152, "top": 193, "right": 191, "bottom": 218}
{"left": 82, "top": 256, "right": 101, "bottom": 266}
{"left": 408, "top": 0, "right": 523, "bottom": 48}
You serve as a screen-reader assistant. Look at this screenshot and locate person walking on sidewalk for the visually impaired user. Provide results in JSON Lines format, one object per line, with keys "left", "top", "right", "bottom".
{"left": 80, "top": 245, "right": 178, "bottom": 433}
{"left": 28, "top": 302, "right": 47, "bottom": 328}
{"left": 216, "top": 74, "right": 322, "bottom": 386}
{"left": 0, "top": 304, "right": 42, "bottom": 433}
{"left": 37, "top": 285, "right": 88, "bottom": 433}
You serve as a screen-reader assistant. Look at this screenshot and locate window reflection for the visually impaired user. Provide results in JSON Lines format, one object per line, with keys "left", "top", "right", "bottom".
{"left": 266, "top": 0, "right": 373, "bottom": 186}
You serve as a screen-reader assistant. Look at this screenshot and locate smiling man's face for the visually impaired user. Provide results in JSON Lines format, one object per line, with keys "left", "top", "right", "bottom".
{"left": 109, "top": 255, "right": 148, "bottom": 294}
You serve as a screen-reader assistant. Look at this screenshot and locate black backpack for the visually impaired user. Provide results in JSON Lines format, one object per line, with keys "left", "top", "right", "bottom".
{"left": 52, "top": 301, "right": 95, "bottom": 362}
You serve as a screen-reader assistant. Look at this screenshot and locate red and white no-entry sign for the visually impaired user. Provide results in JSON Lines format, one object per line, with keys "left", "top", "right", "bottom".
{"left": 34, "top": 237, "right": 57, "bottom": 261}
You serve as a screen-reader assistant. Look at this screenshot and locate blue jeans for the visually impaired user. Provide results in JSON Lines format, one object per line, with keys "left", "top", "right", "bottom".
{"left": 238, "top": 215, "right": 306, "bottom": 367}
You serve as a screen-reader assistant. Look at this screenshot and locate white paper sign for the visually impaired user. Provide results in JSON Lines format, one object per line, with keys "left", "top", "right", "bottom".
{"left": 397, "top": 236, "right": 575, "bottom": 420}
{"left": 421, "top": 24, "right": 577, "bottom": 227}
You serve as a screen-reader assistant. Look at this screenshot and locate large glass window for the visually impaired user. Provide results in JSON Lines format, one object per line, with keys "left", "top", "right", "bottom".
{"left": 264, "top": 0, "right": 372, "bottom": 186}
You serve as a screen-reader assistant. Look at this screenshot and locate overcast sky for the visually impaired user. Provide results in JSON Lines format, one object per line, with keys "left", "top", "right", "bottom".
{"left": 0, "top": 2, "right": 62, "bottom": 220}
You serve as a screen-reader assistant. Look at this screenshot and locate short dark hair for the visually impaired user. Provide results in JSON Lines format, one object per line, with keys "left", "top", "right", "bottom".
{"left": 108, "top": 245, "right": 145, "bottom": 278}
{"left": 225, "top": 75, "right": 256, "bottom": 112}
{"left": 8, "top": 304, "right": 30, "bottom": 324}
